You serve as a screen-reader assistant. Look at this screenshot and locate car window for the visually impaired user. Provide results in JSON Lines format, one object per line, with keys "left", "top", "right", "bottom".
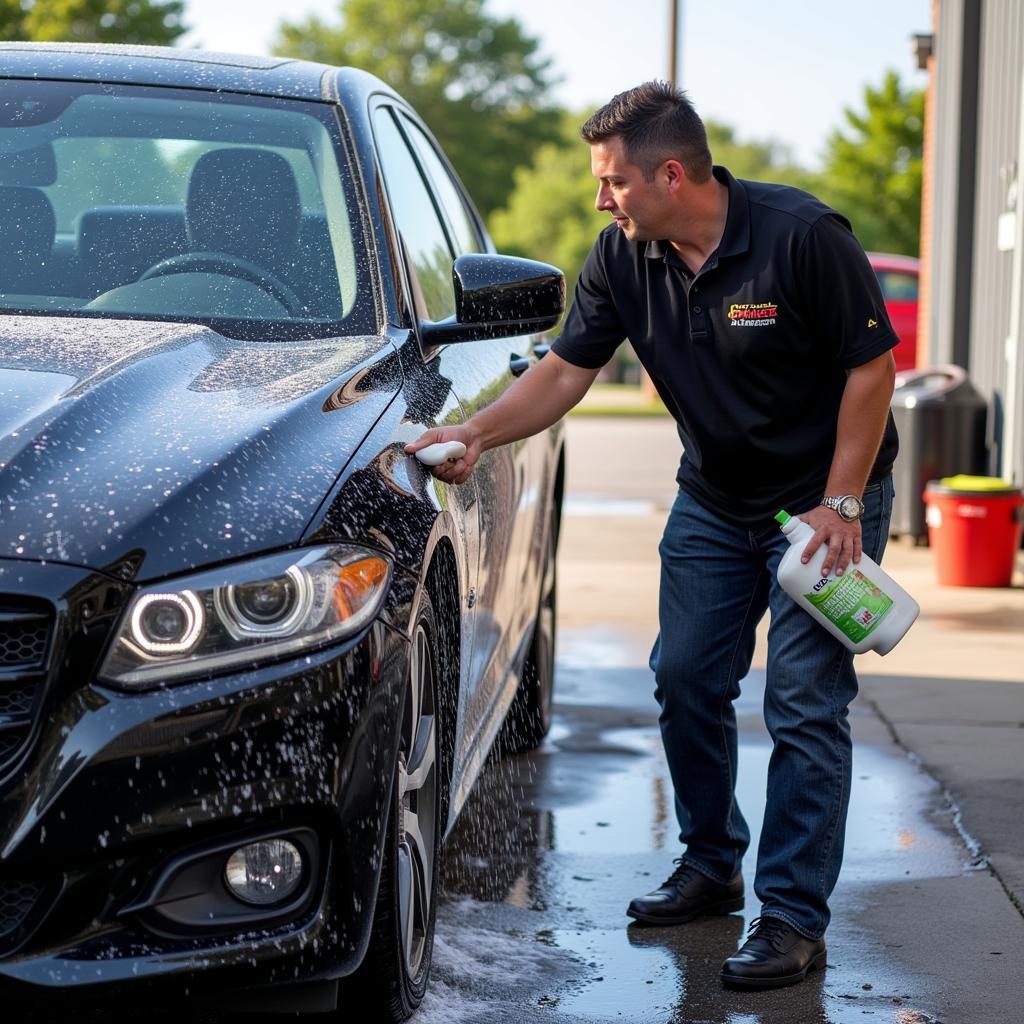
{"left": 45, "top": 138, "right": 326, "bottom": 234}
{"left": 399, "top": 114, "right": 482, "bottom": 257}
{"left": 373, "top": 107, "right": 456, "bottom": 322}
{"left": 0, "top": 79, "right": 374, "bottom": 339}
{"left": 874, "top": 270, "right": 918, "bottom": 303}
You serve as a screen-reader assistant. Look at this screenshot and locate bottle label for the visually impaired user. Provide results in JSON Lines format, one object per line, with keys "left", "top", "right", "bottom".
{"left": 804, "top": 569, "right": 894, "bottom": 644}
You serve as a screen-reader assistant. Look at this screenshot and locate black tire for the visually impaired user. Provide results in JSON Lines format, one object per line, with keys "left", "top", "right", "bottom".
{"left": 353, "top": 591, "right": 442, "bottom": 1021}
{"left": 502, "top": 504, "right": 558, "bottom": 753}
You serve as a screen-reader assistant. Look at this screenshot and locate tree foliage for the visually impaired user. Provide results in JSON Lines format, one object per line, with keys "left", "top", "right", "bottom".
{"left": 0, "top": 0, "right": 23, "bottom": 41}
{"left": 273, "top": 0, "right": 561, "bottom": 218}
{"left": 489, "top": 112, "right": 605, "bottom": 297}
{"left": 704, "top": 122, "right": 820, "bottom": 194}
{"left": 1, "top": 0, "right": 186, "bottom": 45}
{"left": 817, "top": 70, "right": 924, "bottom": 256}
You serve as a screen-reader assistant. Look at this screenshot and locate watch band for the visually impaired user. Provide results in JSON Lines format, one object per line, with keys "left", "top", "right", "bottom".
{"left": 820, "top": 494, "right": 865, "bottom": 521}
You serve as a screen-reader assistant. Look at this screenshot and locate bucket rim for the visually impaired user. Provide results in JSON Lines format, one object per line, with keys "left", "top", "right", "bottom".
{"left": 924, "top": 480, "right": 1023, "bottom": 499}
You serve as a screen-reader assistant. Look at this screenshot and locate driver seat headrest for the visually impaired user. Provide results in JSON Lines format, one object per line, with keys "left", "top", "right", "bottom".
{"left": 0, "top": 186, "right": 56, "bottom": 265}
{"left": 186, "top": 148, "right": 301, "bottom": 268}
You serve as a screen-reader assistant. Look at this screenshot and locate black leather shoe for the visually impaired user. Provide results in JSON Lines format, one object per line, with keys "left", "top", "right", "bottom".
{"left": 720, "top": 916, "right": 827, "bottom": 989}
{"left": 627, "top": 859, "right": 744, "bottom": 925}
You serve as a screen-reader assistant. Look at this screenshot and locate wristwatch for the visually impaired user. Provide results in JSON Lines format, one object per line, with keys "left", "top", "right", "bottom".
{"left": 820, "top": 494, "right": 865, "bottom": 522}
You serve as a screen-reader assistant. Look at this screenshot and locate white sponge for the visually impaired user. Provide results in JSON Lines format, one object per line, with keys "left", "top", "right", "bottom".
{"left": 413, "top": 441, "right": 467, "bottom": 466}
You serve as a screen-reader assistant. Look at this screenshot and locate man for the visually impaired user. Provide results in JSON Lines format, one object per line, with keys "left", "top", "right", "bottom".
{"left": 406, "top": 81, "right": 898, "bottom": 990}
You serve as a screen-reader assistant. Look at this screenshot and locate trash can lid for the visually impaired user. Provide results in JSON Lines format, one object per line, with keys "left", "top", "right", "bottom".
{"left": 926, "top": 474, "right": 1023, "bottom": 496}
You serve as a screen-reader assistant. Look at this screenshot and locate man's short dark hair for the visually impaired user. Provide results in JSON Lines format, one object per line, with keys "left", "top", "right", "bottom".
{"left": 580, "top": 81, "right": 713, "bottom": 184}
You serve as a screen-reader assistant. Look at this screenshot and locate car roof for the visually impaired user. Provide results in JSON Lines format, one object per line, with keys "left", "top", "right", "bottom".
{"left": 867, "top": 252, "right": 920, "bottom": 274}
{"left": 0, "top": 41, "right": 386, "bottom": 105}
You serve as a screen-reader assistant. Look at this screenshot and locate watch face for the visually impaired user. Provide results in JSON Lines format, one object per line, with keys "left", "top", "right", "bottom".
{"left": 839, "top": 496, "right": 863, "bottom": 520}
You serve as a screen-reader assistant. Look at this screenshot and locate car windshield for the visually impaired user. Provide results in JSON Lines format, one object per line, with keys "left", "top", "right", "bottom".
{"left": 0, "top": 79, "right": 378, "bottom": 339}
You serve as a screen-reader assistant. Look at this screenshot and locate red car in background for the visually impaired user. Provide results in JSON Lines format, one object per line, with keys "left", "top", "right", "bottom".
{"left": 868, "top": 252, "right": 920, "bottom": 371}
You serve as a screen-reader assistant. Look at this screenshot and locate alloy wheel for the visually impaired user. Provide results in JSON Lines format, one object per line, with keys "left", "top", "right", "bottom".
{"left": 396, "top": 620, "right": 437, "bottom": 979}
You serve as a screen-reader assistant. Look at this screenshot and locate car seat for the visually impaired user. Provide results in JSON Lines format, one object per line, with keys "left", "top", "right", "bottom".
{"left": 0, "top": 185, "right": 57, "bottom": 296}
{"left": 185, "top": 148, "right": 302, "bottom": 278}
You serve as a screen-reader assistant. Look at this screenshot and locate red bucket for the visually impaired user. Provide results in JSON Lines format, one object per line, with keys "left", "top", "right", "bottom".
{"left": 923, "top": 476, "right": 1024, "bottom": 587}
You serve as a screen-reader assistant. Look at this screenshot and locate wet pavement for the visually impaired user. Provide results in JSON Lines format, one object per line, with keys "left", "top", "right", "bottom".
{"left": 423, "top": 625, "right": 977, "bottom": 1024}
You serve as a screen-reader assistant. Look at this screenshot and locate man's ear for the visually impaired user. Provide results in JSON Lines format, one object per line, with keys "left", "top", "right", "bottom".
{"left": 663, "top": 159, "right": 687, "bottom": 192}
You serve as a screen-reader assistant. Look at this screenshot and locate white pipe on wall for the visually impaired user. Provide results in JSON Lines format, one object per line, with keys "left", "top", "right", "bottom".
{"left": 1001, "top": 65, "right": 1024, "bottom": 484}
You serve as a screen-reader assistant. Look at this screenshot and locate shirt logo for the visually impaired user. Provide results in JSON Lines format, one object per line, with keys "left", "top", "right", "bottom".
{"left": 729, "top": 301, "right": 778, "bottom": 327}
{"left": 868, "top": 318, "right": 878, "bottom": 328}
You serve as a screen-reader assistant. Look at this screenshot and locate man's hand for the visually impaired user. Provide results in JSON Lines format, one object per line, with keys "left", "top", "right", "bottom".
{"left": 797, "top": 505, "right": 863, "bottom": 577}
{"left": 404, "top": 424, "right": 482, "bottom": 486}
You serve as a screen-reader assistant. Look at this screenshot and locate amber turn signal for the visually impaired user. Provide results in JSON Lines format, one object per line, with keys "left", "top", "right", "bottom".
{"left": 333, "top": 556, "right": 390, "bottom": 619}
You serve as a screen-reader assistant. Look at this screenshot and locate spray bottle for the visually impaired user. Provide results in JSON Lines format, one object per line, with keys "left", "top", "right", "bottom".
{"left": 774, "top": 510, "right": 919, "bottom": 655}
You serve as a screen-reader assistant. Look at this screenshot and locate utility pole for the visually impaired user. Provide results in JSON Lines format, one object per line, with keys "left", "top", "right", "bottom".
{"left": 638, "top": 0, "right": 682, "bottom": 401}
{"left": 669, "top": 0, "right": 679, "bottom": 84}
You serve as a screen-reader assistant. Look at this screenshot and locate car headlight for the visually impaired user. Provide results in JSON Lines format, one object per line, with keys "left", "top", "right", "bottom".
{"left": 99, "top": 546, "right": 391, "bottom": 689}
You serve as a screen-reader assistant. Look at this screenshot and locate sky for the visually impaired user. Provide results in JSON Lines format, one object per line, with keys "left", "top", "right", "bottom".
{"left": 180, "top": 0, "right": 931, "bottom": 170}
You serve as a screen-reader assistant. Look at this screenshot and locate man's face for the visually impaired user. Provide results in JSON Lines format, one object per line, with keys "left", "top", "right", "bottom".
{"left": 590, "top": 136, "right": 670, "bottom": 241}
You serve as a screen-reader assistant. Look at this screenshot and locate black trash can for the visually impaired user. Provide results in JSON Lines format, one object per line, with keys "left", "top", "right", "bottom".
{"left": 889, "top": 365, "right": 988, "bottom": 542}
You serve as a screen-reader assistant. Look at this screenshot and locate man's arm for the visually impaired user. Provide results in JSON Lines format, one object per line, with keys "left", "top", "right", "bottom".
{"left": 404, "top": 351, "right": 601, "bottom": 484}
{"left": 798, "top": 350, "right": 896, "bottom": 576}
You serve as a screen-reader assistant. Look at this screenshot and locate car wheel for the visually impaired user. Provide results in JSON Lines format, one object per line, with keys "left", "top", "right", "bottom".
{"left": 356, "top": 591, "right": 442, "bottom": 1021}
{"left": 503, "top": 504, "right": 557, "bottom": 753}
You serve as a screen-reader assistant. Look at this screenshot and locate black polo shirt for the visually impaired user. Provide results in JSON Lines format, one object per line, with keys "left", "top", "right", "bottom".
{"left": 552, "top": 165, "right": 900, "bottom": 526}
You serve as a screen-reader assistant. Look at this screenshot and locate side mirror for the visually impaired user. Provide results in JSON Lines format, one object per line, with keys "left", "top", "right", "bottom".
{"left": 420, "top": 254, "right": 565, "bottom": 346}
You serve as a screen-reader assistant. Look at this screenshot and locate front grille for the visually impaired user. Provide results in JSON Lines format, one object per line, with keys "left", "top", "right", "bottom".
{"left": 0, "top": 682, "right": 36, "bottom": 717}
{"left": 0, "top": 879, "right": 44, "bottom": 939}
{"left": 0, "top": 734, "right": 22, "bottom": 761}
{"left": 0, "top": 609, "right": 50, "bottom": 670}
{"left": 0, "top": 601, "right": 53, "bottom": 775}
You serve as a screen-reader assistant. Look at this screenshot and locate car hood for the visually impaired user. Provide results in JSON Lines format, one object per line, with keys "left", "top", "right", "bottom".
{"left": 0, "top": 315, "right": 400, "bottom": 581}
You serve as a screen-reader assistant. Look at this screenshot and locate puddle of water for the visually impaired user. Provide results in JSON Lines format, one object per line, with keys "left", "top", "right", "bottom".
{"left": 555, "top": 662, "right": 658, "bottom": 715}
{"left": 545, "top": 733, "right": 669, "bottom": 855}
{"left": 550, "top": 928, "right": 680, "bottom": 1020}
{"left": 555, "top": 629, "right": 660, "bottom": 715}
{"left": 536, "top": 712, "right": 964, "bottom": 887}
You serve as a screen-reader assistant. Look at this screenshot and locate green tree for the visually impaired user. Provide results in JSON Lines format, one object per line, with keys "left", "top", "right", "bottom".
{"left": 705, "top": 123, "right": 821, "bottom": 194}
{"left": 1, "top": 0, "right": 186, "bottom": 44}
{"left": 489, "top": 112, "right": 605, "bottom": 297}
{"left": 0, "top": 0, "right": 24, "bottom": 41}
{"left": 273, "top": 0, "right": 561, "bottom": 218}
{"left": 817, "top": 70, "right": 924, "bottom": 256}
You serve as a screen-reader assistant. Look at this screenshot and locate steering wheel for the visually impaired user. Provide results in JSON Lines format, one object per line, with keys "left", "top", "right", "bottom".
{"left": 139, "top": 252, "right": 303, "bottom": 315}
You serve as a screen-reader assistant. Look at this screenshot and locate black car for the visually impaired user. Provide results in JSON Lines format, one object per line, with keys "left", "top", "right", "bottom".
{"left": 0, "top": 42, "right": 565, "bottom": 1020}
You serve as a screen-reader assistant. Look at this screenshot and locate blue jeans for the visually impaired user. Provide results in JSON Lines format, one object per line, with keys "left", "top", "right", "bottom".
{"left": 649, "top": 477, "right": 893, "bottom": 938}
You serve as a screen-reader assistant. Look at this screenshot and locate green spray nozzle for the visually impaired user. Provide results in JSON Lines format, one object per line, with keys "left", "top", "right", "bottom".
{"left": 774, "top": 510, "right": 791, "bottom": 526}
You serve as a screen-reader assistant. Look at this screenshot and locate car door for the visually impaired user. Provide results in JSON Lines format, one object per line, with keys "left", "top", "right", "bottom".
{"left": 397, "top": 110, "right": 550, "bottom": 721}
{"left": 369, "top": 102, "right": 483, "bottom": 740}
{"left": 371, "top": 104, "right": 541, "bottom": 753}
